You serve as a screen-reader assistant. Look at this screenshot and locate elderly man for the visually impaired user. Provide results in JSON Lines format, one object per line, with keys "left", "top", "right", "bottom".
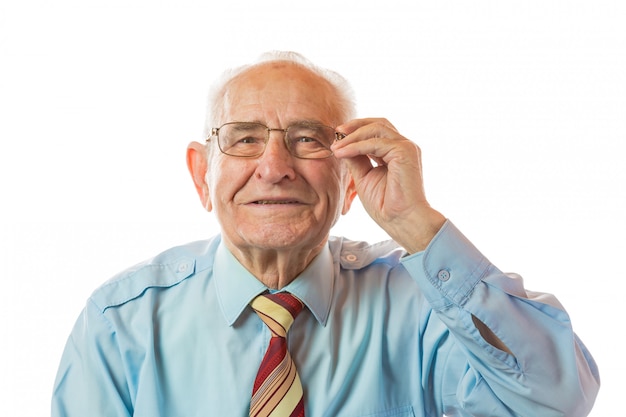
{"left": 52, "top": 52, "right": 599, "bottom": 417}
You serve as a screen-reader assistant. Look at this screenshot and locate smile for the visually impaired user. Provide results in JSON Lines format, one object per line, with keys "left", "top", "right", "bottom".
{"left": 253, "top": 200, "right": 300, "bottom": 205}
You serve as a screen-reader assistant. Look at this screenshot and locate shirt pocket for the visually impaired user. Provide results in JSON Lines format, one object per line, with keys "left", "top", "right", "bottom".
{"left": 358, "top": 405, "right": 415, "bottom": 417}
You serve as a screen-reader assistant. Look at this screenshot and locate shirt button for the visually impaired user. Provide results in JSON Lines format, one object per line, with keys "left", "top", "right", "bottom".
{"left": 437, "top": 269, "right": 451, "bottom": 282}
{"left": 345, "top": 254, "right": 358, "bottom": 262}
{"left": 178, "top": 263, "right": 188, "bottom": 273}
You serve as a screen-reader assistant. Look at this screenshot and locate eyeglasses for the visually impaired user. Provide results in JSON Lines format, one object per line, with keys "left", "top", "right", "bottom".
{"left": 208, "top": 121, "right": 346, "bottom": 159}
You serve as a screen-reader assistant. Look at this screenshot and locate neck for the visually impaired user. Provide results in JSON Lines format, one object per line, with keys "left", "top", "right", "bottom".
{"left": 223, "top": 239, "right": 326, "bottom": 289}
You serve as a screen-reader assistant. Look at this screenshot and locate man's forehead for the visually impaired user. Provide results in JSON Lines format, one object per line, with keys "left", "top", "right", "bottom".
{"left": 220, "top": 62, "right": 340, "bottom": 124}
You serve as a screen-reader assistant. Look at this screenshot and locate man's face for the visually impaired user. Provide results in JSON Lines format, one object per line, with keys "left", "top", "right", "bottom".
{"left": 205, "top": 63, "right": 355, "bottom": 254}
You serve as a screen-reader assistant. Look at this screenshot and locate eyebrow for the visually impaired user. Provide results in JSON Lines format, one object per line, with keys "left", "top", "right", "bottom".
{"left": 229, "top": 122, "right": 263, "bottom": 131}
{"left": 291, "top": 120, "right": 330, "bottom": 128}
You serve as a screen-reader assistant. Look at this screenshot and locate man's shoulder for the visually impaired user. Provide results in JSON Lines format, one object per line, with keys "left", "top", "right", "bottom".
{"left": 328, "top": 236, "right": 406, "bottom": 270}
{"left": 89, "top": 236, "right": 221, "bottom": 312}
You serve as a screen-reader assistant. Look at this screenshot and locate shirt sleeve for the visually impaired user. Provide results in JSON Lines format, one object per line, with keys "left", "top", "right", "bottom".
{"left": 51, "top": 299, "right": 133, "bottom": 417}
{"left": 401, "top": 220, "right": 600, "bottom": 417}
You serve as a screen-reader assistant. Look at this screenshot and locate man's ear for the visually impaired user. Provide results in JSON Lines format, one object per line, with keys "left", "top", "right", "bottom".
{"left": 341, "top": 173, "right": 357, "bottom": 215}
{"left": 186, "top": 142, "right": 212, "bottom": 211}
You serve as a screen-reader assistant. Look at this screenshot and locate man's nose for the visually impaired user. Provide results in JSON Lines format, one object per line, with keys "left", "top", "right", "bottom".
{"left": 254, "top": 130, "right": 297, "bottom": 182}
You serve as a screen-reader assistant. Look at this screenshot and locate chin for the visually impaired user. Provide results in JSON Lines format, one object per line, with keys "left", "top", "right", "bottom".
{"left": 238, "top": 224, "right": 327, "bottom": 251}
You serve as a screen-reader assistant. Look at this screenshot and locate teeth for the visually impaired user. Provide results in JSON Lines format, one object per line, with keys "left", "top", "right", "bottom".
{"left": 255, "top": 200, "right": 297, "bottom": 204}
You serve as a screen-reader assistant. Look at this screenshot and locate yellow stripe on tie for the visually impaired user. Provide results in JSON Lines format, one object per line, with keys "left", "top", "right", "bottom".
{"left": 267, "top": 370, "right": 303, "bottom": 417}
{"left": 251, "top": 296, "right": 295, "bottom": 337}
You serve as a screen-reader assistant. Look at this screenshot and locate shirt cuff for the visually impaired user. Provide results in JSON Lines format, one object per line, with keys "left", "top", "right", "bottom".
{"left": 401, "top": 220, "right": 495, "bottom": 311}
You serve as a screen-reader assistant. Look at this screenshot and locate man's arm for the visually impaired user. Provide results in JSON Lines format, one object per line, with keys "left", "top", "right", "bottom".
{"left": 332, "top": 120, "right": 600, "bottom": 415}
{"left": 402, "top": 220, "right": 600, "bottom": 416}
{"left": 52, "top": 299, "right": 132, "bottom": 417}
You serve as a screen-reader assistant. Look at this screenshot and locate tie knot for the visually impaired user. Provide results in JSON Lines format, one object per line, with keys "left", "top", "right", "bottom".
{"left": 250, "top": 292, "right": 304, "bottom": 337}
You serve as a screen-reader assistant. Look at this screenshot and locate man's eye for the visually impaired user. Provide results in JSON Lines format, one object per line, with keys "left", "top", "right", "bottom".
{"left": 296, "top": 136, "right": 319, "bottom": 143}
{"left": 235, "top": 136, "right": 263, "bottom": 144}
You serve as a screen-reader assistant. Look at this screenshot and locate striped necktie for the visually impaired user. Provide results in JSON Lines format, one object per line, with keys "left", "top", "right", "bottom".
{"left": 249, "top": 292, "right": 305, "bottom": 417}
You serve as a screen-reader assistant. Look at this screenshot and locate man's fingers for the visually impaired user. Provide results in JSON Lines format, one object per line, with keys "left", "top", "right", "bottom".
{"left": 341, "top": 154, "right": 375, "bottom": 184}
{"left": 332, "top": 131, "right": 414, "bottom": 168}
{"left": 337, "top": 118, "right": 398, "bottom": 135}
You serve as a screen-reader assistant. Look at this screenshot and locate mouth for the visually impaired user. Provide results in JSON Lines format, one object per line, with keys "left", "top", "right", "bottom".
{"left": 252, "top": 200, "right": 301, "bottom": 205}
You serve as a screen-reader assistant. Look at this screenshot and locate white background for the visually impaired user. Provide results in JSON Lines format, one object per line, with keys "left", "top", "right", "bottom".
{"left": 1, "top": 1, "right": 623, "bottom": 415}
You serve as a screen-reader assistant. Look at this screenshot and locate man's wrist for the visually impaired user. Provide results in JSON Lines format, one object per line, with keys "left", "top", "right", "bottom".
{"left": 391, "top": 209, "right": 447, "bottom": 254}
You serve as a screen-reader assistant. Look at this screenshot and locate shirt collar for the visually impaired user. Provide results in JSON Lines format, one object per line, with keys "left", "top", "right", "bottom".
{"left": 214, "top": 239, "right": 334, "bottom": 327}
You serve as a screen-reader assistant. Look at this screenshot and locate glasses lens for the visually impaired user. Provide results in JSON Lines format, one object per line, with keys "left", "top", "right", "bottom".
{"left": 286, "top": 123, "right": 334, "bottom": 159}
{"left": 218, "top": 122, "right": 267, "bottom": 157}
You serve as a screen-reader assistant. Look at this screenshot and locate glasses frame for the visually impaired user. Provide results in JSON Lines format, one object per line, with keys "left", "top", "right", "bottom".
{"left": 207, "top": 121, "right": 347, "bottom": 159}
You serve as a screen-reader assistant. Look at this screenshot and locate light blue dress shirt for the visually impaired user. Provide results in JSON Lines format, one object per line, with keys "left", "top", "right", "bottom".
{"left": 52, "top": 221, "right": 599, "bottom": 416}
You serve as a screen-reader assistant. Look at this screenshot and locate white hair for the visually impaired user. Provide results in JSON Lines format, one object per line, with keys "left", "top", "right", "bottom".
{"left": 202, "top": 51, "right": 356, "bottom": 139}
